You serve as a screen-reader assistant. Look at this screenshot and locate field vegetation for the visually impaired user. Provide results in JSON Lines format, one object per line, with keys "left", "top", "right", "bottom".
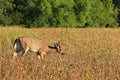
{"left": 0, "top": 26, "right": 120, "bottom": 80}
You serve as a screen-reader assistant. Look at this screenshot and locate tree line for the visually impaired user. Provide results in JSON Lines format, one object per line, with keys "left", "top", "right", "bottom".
{"left": 0, "top": 0, "right": 120, "bottom": 28}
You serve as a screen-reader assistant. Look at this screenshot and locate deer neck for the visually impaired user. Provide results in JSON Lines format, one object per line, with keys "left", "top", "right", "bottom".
{"left": 48, "top": 45, "right": 57, "bottom": 50}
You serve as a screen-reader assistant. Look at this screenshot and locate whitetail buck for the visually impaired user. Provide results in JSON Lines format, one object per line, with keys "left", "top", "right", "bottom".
{"left": 13, "top": 37, "right": 63, "bottom": 59}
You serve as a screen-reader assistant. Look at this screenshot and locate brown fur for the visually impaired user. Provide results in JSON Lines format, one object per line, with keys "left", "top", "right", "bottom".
{"left": 13, "top": 37, "right": 61, "bottom": 59}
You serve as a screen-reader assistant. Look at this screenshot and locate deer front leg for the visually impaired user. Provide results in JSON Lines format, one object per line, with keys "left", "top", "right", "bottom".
{"left": 41, "top": 51, "right": 46, "bottom": 59}
{"left": 37, "top": 50, "right": 46, "bottom": 60}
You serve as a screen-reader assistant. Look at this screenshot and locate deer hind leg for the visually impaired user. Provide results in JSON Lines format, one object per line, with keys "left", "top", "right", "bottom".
{"left": 13, "top": 48, "right": 21, "bottom": 57}
{"left": 21, "top": 47, "right": 29, "bottom": 57}
{"left": 13, "top": 42, "right": 22, "bottom": 57}
{"left": 13, "top": 50, "right": 20, "bottom": 60}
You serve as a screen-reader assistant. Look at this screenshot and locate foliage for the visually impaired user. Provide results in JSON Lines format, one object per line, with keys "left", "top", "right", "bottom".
{"left": 113, "top": 0, "right": 120, "bottom": 9}
{"left": 0, "top": 0, "right": 119, "bottom": 27}
{"left": 113, "top": 0, "right": 120, "bottom": 26}
{"left": 0, "top": 0, "right": 13, "bottom": 25}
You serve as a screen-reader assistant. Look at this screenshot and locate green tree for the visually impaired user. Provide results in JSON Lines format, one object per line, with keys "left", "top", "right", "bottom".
{"left": 113, "top": 0, "right": 120, "bottom": 9}
{"left": 74, "top": 0, "right": 92, "bottom": 27}
{"left": 30, "top": 0, "right": 52, "bottom": 27}
{"left": 100, "top": 0, "right": 118, "bottom": 27}
{"left": 113, "top": 0, "right": 120, "bottom": 26}
{"left": 49, "top": 0, "right": 77, "bottom": 27}
{"left": 0, "top": 0, "right": 119, "bottom": 27}
{"left": 12, "top": 0, "right": 39, "bottom": 27}
{"left": 0, "top": 0, "right": 13, "bottom": 25}
{"left": 74, "top": 0, "right": 118, "bottom": 27}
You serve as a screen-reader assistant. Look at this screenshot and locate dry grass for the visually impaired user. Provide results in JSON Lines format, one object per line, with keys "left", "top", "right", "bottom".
{"left": 0, "top": 26, "right": 120, "bottom": 80}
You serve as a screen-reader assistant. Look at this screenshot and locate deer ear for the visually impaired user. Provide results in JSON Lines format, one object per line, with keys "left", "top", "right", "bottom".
{"left": 55, "top": 41, "right": 60, "bottom": 45}
{"left": 54, "top": 41, "right": 60, "bottom": 46}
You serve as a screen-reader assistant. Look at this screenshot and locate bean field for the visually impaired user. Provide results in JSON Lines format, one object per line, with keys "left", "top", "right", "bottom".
{"left": 0, "top": 27, "right": 120, "bottom": 80}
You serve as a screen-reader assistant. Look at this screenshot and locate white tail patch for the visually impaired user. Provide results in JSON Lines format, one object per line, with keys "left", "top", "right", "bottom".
{"left": 14, "top": 43, "right": 17, "bottom": 49}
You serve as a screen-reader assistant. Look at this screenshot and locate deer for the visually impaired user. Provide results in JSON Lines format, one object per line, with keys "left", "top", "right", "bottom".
{"left": 13, "top": 37, "right": 63, "bottom": 59}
